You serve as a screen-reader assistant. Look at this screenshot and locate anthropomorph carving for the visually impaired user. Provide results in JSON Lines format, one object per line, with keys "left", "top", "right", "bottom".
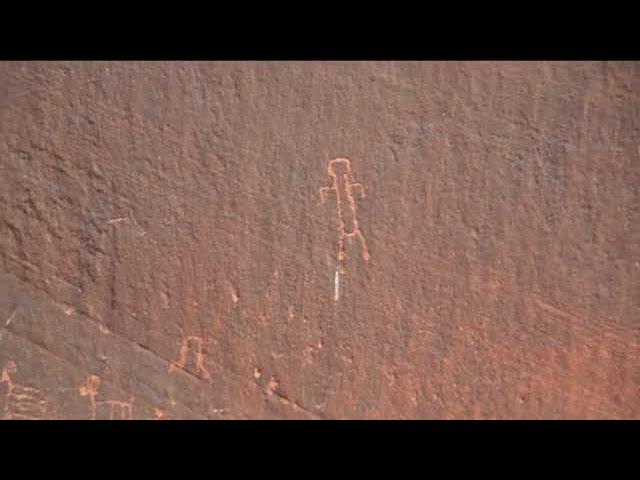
{"left": 1, "top": 361, "right": 48, "bottom": 420}
{"left": 320, "top": 158, "right": 370, "bottom": 298}
{"left": 79, "top": 374, "right": 134, "bottom": 420}
{"left": 168, "top": 336, "right": 212, "bottom": 380}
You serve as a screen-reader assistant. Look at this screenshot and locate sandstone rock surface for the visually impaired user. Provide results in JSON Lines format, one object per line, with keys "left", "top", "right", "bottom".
{"left": 0, "top": 61, "right": 638, "bottom": 419}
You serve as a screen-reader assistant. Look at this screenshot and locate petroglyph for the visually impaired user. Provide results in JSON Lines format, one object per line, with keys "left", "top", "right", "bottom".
{"left": 1, "top": 361, "right": 48, "bottom": 420}
{"left": 320, "top": 157, "right": 370, "bottom": 301}
{"left": 168, "top": 336, "right": 212, "bottom": 380}
{"left": 79, "top": 375, "right": 134, "bottom": 420}
{"left": 320, "top": 157, "right": 371, "bottom": 268}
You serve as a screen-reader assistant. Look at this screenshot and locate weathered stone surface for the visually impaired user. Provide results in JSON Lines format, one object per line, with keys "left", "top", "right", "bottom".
{"left": 0, "top": 61, "right": 638, "bottom": 419}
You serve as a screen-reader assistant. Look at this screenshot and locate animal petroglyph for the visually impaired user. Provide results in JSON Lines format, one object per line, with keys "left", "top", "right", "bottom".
{"left": 320, "top": 157, "right": 370, "bottom": 300}
{"left": 1, "top": 361, "right": 48, "bottom": 420}
{"left": 79, "top": 375, "right": 134, "bottom": 420}
{"left": 168, "top": 336, "right": 212, "bottom": 380}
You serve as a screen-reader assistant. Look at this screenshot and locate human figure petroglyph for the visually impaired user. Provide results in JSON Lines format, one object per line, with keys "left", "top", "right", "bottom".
{"left": 320, "top": 157, "right": 371, "bottom": 270}
{"left": 168, "top": 336, "right": 212, "bottom": 380}
{"left": 1, "top": 361, "right": 47, "bottom": 420}
{"left": 79, "top": 375, "right": 134, "bottom": 420}
{"left": 320, "top": 157, "right": 370, "bottom": 301}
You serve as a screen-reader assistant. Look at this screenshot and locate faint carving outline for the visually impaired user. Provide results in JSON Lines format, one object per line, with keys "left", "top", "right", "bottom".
{"left": 1, "top": 360, "right": 48, "bottom": 420}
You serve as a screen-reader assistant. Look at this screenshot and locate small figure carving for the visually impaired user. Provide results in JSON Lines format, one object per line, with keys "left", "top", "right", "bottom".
{"left": 320, "top": 157, "right": 371, "bottom": 301}
{"left": 79, "top": 375, "right": 134, "bottom": 420}
{"left": 1, "top": 361, "right": 48, "bottom": 420}
{"left": 168, "top": 336, "right": 212, "bottom": 380}
{"left": 320, "top": 157, "right": 371, "bottom": 271}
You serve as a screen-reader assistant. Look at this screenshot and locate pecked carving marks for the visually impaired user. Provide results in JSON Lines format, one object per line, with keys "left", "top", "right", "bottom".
{"left": 320, "top": 157, "right": 371, "bottom": 267}
{"left": 168, "top": 336, "right": 212, "bottom": 381}
{"left": 320, "top": 157, "right": 370, "bottom": 301}
{"left": 320, "top": 157, "right": 371, "bottom": 301}
{"left": 1, "top": 361, "right": 48, "bottom": 420}
{"left": 79, "top": 375, "right": 134, "bottom": 420}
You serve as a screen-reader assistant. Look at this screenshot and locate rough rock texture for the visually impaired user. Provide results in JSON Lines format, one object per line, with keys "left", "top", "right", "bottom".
{"left": 0, "top": 61, "right": 638, "bottom": 419}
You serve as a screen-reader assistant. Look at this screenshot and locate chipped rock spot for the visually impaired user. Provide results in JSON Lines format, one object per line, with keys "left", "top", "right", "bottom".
{"left": 160, "top": 291, "right": 170, "bottom": 308}
{"left": 267, "top": 376, "right": 279, "bottom": 394}
{"left": 229, "top": 285, "right": 240, "bottom": 304}
{"left": 253, "top": 367, "right": 262, "bottom": 379}
{"left": 302, "top": 346, "right": 315, "bottom": 366}
{"left": 5, "top": 308, "right": 18, "bottom": 327}
{"left": 153, "top": 408, "right": 167, "bottom": 419}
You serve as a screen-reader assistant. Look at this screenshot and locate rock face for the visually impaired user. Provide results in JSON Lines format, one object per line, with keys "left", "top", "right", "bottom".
{"left": 0, "top": 61, "right": 638, "bottom": 419}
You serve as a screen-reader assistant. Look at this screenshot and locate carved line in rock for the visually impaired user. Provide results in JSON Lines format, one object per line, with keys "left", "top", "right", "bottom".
{"left": 79, "top": 374, "right": 134, "bottom": 420}
{"left": 1, "top": 360, "right": 48, "bottom": 420}
{"left": 2, "top": 138, "right": 633, "bottom": 417}
{"left": 168, "top": 336, "right": 212, "bottom": 381}
{"left": 320, "top": 157, "right": 371, "bottom": 301}
{"left": 0, "top": 274, "right": 630, "bottom": 419}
